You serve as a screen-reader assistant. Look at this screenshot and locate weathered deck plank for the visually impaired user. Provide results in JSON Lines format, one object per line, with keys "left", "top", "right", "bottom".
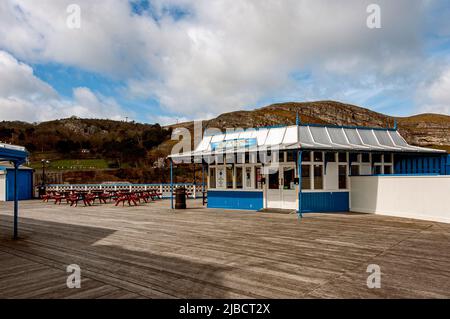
{"left": 0, "top": 200, "right": 449, "bottom": 298}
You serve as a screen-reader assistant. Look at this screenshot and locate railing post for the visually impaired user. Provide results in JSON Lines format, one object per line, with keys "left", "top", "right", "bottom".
{"left": 202, "top": 162, "right": 206, "bottom": 206}
{"left": 298, "top": 150, "right": 303, "bottom": 219}
{"left": 170, "top": 160, "right": 174, "bottom": 209}
{"left": 13, "top": 162, "right": 19, "bottom": 240}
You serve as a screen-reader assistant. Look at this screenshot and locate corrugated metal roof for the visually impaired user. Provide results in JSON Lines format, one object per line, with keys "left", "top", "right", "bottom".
{"left": 0, "top": 143, "right": 26, "bottom": 152}
{"left": 169, "top": 125, "right": 445, "bottom": 158}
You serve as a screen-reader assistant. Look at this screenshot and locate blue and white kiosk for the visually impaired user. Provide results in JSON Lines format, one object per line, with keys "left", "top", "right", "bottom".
{"left": 0, "top": 143, "right": 29, "bottom": 239}
{"left": 169, "top": 122, "right": 447, "bottom": 214}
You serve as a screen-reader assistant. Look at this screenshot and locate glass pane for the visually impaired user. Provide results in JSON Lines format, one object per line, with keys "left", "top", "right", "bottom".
{"left": 325, "top": 152, "right": 336, "bottom": 162}
{"left": 339, "top": 165, "right": 347, "bottom": 189}
{"left": 217, "top": 168, "right": 225, "bottom": 188}
{"left": 384, "top": 165, "right": 392, "bottom": 174}
{"left": 301, "top": 165, "right": 311, "bottom": 190}
{"left": 236, "top": 167, "right": 243, "bottom": 189}
{"left": 351, "top": 165, "right": 360, "bottom": 176}
{"left": 283, "top": 167, "right": 295, "bottom": 190}
{"left": 314, "top": 152, "right": 323, "bottom": 162}
{"left": 372, "top": 154, "right": 382, "bottom": 163}
{"left": 250, "top": 153, "right": 258, "bottom": 164}
{"left": 236, "top": 153, "right": 245, "bottom": 164}
{"left": 338, "top": 152, "right": 347, "bottom": 163}
{"left": 226, "top": 153, "right": 235, "bottom": 164}
{"left": 215, "top": 154, "right": 224, "bottom": 164}
{"left": 226, "top": 166, "right": 233, "bottom": 189}
{"left": 209, "top": 168, "right": 216, "bottom": 188}
{"left": 361, "top": 153, "right": 370, "bottom": 163}
{"left": 349, "top": 153, "right": 359, "bottom": 163}
{"left": 268, "top": 170, "right": 279, "bottom": 190}
{"left": 245, "top": 167, "right": 252, "bottom": 188}
{"left": 255, "top": 167, "right": 262, "bottom": 189}
{"left": 384, "top": 153, "right": 392, "bottom": 163}
{"left": 374, "top": 165, "right": 382, "bottom": 175}
{"left": 303, "top": 151, "right": 311, "bottom": 162}
{"left": 314, "top": 165, "right": 323, "bottom": 189}
{"left": 287, "top": 151, "right": 295, "bottom": 162}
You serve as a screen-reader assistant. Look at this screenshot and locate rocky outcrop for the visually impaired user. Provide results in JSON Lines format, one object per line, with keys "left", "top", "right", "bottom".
{"left": 173, "top": 101, "right": 449, "bottom": 151}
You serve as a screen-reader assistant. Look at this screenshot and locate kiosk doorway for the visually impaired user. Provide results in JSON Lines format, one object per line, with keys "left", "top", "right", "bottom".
{"left": 266, "top": 164, "right": 298, "bottom": 210}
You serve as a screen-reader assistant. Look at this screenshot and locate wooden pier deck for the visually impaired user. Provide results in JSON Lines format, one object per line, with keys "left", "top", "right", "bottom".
{"left": 1, "top": 199, "right": 449, "bottom": 299}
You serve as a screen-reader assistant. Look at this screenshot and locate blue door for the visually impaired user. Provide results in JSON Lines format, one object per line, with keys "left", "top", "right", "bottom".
{"left": 6, "top": 169, "right": 33, "bottom": 201}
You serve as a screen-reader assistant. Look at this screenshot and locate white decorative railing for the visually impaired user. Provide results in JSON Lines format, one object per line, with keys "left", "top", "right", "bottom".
{"left": 44, "top": 183, "right": 205, "bottom": 199}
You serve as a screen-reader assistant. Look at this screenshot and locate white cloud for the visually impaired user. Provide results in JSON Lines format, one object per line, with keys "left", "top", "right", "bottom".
{"left": 0, "top": 50, "right": 125, "bottom": 121}
{"left": 419, "top": 66, "right": 450, "bottom": 115}
{"left": 0, "top": 50, "right": 57, "bottom": 100}
{"left": 0, "top": 0, "right": 447, "bottom": 121}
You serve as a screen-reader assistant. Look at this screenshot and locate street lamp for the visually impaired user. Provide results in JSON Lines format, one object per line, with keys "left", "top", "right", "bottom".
{"left": 39, "top": 159, "right": 50, "bottom": 196}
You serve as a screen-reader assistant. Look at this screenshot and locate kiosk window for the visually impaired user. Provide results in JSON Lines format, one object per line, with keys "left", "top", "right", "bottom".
{"left": 325, "top": 152, "right": 336, "bottom": 162}
{"left": 339, "top": 165, "right": 347, "bottom": 189}
{"left": 236, "top": 167, "right": 243, "bottom": 189}
{"left": 384, "top": 153, "right": 393, "bottom": 163}
{"left": 338, "top": 152, "right": 347, "bottom": 163}
{"left": 374, "top": 165, "right": 382, "bottom": 175}
{"left": 384, "top": 165, "right": 392, "bottom": 174}
{"left": 255, "top": 167, "right": 262, "bottom": 189}
{"left": 301, "top": 165, "right": 311, "bottom": 190}
{"left": 209, "top": 167, "right": 216, "bottom": 188}
{"left": 314, "top": 165, "right": 323, "bottom": 189}
{"left": 303, "top": 151, "right": 311, "bottom": 162}
{"left": 362, "top": 153, "right": 370, "bottom": 163}
{"left": 351, "top": 165, "right": 360, "bottom": 176}
{"left": 314, "top": 152, "right": 323, "bottom": 162}
{"left": 372, "top": 154, "right": 382, "bottom": 163}
{"left": 287, "top": 151, "right": 295, "bottom": 163}
{"left": 283, "top": 167, "right": 295, "bottom": 190}
{"left": 226, "top": 166, "right": 234, "bottom": 188}
{"left": 349, "top": 153, "right": 359, "bottom": 162}
{"left": 245, "top": 167, "right": 252, "bottom": 188}
{"left": 269, "top": 170, "right": 280, "bottom": 190}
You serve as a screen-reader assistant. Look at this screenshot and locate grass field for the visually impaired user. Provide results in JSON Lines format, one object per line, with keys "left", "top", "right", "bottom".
{"left": 30, "top": 159, "right": 112, "bottom": 170}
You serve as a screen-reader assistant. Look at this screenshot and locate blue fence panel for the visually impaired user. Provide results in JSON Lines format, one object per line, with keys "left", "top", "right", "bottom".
{"left": 301, "top": 192, "right": 349, "bottom": 213}
{"left": 394, "top": 155, "right": 449, "bottom": 175}
{"left": 208, "top": 190, "right": 263, "bottom": 210}
{"left": 446, "top": 155, "right": 450, "bottom": 175}
{"left": 6, "top": 169, "right": 33, "bottom": 201}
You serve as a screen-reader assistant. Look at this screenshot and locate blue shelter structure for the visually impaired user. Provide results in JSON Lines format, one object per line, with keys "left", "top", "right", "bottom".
{"left": 169, "top": 123, "right": 447, "bottom": 214}
{"left": 0, "top": 143, "right": 28, "bottom": 239}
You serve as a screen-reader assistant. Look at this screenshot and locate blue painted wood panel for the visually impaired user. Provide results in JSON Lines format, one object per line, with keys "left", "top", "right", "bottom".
{"left": 5, "top": 169, "right": 33, "bottom": 201}
{"left": 301, "top": 192, "right": 349, "bottom": 213}
{"left": 394, "top": 155, "right": 449, "bottom": 175}
{"left": 208, "top": 190, "right": 263, "bottom": 210}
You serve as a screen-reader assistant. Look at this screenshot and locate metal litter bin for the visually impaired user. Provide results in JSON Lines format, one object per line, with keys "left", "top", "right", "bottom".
{"left": 175, "top": 187, "right": 187, "bottom": 209}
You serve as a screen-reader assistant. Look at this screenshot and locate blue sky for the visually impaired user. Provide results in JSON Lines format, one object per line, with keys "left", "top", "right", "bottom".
{"left": 0, "top": 0, "right": 449, "bottom": 124}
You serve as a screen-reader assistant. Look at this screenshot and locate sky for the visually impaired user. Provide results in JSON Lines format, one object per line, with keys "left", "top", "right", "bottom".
{"left": 0, "top": 0, "right": 449, "bottom": 125}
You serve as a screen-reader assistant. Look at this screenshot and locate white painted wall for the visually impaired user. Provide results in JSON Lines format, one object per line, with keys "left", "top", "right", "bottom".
{"left": 0, "top": 172, "right": 6, "bottom": 202}
{"left": 350, "top": 176, "right": 450, "bottom": 223}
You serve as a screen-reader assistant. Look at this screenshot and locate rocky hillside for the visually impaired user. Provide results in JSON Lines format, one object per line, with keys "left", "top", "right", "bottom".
{"left": 171, "top": 101, "right": 450, "bottom": 151}
{"left": 0, "top": 117, "right": 172, "bottom": 164}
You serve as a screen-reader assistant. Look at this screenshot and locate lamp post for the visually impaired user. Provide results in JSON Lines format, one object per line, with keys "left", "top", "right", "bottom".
{"left": 39, "top": 159, "right": 50, "bottom": 197}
